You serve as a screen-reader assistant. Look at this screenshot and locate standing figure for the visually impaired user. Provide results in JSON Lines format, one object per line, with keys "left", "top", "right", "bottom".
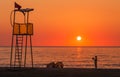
{"left": 92, "top": 56, "right": 98, "bottom": 69}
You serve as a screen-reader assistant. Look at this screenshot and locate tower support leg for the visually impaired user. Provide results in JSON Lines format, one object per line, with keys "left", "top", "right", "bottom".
{"left": 24, "top": 35, "right": 28, "bottom": 67}
{"left": 10, "top": 35, "right": 14, "bottom": 68}
{"left": 30, "top": 35, "right": 33, "bottom": 68}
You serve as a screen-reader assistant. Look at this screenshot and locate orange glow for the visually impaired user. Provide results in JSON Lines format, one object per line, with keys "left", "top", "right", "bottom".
{"left": 1, "top": 0, "right": 120, "bottom": 46}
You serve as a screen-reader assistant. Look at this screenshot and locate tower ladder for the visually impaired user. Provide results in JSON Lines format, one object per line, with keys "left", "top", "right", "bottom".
{"left": 14, "top": 35, "right": 23, "bottom": 68}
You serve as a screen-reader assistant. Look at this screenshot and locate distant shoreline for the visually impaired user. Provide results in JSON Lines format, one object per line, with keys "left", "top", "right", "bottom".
{"left": 1, "top": 46, "right": 120, "bottom": 48}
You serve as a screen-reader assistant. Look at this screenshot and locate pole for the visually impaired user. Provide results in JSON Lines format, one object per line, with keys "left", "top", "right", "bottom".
{"left": 27, "top": 12, "right": 29, "bottom": 34}
{"left": 10, "top": 10, "right": 16, "bottom": 68}
{"left": 30, "top": 35, "right": 33, "bottom": 68}
{"left": 24, "top": 35, "right": 27, "bottom": 67}
{"left": 10, "top": 35, "right": 14, "bottom": 67}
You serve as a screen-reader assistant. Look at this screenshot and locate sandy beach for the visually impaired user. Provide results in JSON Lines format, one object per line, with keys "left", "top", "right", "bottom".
{"left": 0, "top": 67, "right": 120, "bottom": 77}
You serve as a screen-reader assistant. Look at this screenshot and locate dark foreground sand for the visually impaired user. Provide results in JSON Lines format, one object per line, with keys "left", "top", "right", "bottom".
{"left": 0, "top": 67, "right": 120, "bottom": 77}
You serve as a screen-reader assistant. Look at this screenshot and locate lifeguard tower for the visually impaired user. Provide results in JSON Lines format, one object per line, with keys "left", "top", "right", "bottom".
{"left": 10, "top": 2, "right": 34, "bottom": 68}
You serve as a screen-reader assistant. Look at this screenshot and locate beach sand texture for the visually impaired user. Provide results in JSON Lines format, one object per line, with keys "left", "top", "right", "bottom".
{"left": 0, "top": 67, "right": 120, "bottom": 77}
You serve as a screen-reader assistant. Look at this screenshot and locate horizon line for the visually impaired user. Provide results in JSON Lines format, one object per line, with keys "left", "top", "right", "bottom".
{"left": 1, "top": 46, "right": 120, "bottom": 47}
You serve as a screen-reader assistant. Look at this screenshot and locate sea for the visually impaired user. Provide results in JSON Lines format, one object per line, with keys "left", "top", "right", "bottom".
{"left": 0, "top": 46, "right": 120, "bottom": 69}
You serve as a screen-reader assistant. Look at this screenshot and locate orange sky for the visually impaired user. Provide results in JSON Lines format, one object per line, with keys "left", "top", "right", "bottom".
{"left": 0, "top": 0, "right": 120, "bottom": 46}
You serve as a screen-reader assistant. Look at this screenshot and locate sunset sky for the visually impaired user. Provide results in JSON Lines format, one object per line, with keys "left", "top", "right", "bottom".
{"left": 0, "top": 0, "right": 120, "bottom": 46}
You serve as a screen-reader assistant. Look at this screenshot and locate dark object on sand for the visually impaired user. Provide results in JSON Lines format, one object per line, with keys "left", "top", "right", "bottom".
{"left": 47, "top": 62, "right": 64, "bottom": 68}
{"left": 46, "top": 62, "right": 56, "bottom": 68}
{"left": 92, "top": 56, "right": 98, "bottom": 69}
{"left": 55, "top": 62, "right": 64, "bottom": 68}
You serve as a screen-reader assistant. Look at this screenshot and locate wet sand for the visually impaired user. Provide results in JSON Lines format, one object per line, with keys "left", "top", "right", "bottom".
{"left": 0, "top": 67, "right": 120, "bottom": 77}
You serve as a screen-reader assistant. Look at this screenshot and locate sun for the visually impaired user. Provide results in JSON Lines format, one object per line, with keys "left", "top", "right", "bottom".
{"left": 76, "top": 36, "right": 82, "bottom": 41}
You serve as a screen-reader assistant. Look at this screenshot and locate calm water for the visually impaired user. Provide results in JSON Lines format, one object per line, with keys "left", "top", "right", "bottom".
{"left": 0, "top": 46, "right": 120, "bottom": 69}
